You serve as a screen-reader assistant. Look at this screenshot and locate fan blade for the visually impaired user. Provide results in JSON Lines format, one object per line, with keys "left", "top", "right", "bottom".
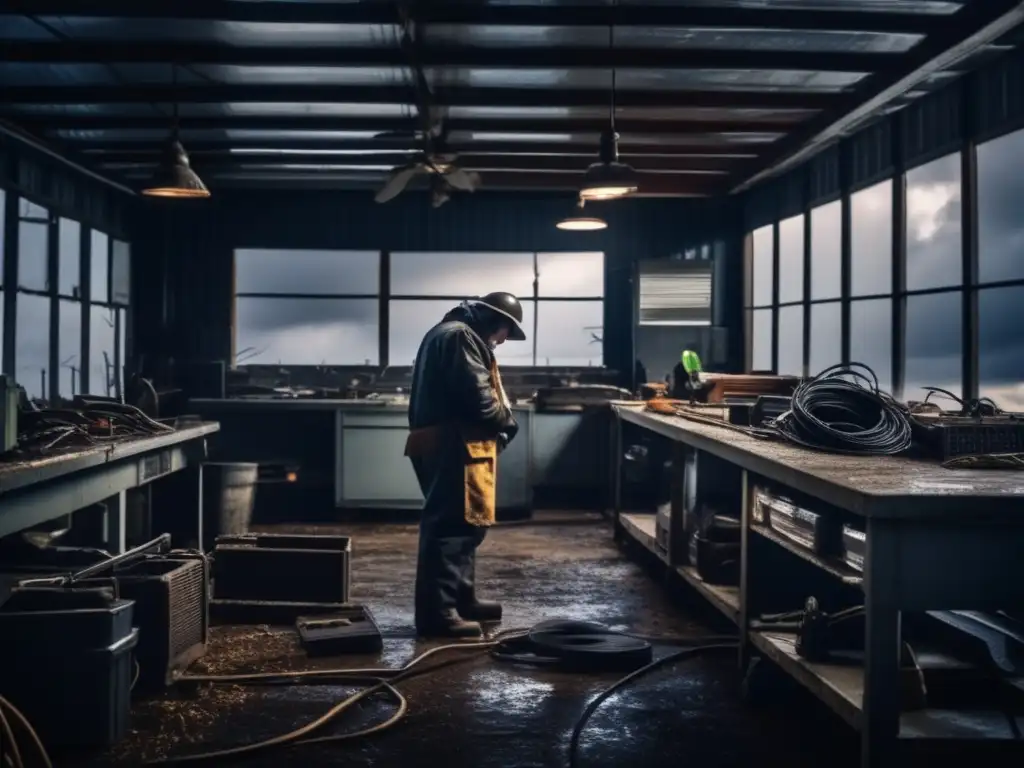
{"left": 375, "top": 164, "right": 422, "bottom": 203}
{"left": 443, "top": 167, "right": 481, "bottom": 192}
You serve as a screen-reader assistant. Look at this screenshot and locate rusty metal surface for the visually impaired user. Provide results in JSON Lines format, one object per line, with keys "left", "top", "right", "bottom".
{"left": 617, "top": 407, "right": 1024, "bottom": 519}
{"left": 62, "top": 513, "right": 862, "bottom": 768}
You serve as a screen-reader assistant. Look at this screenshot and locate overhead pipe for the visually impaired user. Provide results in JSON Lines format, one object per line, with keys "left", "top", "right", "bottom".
{"left": 0, "top": 118, "right": 137, "bottom": 197}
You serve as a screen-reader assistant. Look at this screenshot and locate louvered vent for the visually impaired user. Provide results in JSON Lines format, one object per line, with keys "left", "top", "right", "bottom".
{"left": 638, "top": 260, "right": 712, "bottom": 326}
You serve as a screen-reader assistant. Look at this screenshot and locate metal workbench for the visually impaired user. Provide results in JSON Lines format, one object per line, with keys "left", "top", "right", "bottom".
{"left": 0, "top": 422, "right": 220, "bottom": 553}
{"left": 612, "top": 403, "right": 1024, "bottom": 768}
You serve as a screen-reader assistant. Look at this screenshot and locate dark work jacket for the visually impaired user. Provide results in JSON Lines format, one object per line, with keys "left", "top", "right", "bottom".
{"left": 408, "top": 303, "right": 516, "bottom": 435}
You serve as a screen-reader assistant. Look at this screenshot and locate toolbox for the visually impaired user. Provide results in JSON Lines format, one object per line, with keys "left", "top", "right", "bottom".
{"left": 296, "top": 605, "right": 383, "bottom": 657}
{"left": 0, "top": 586, "right": 137, "bottom": 748}
{"left": 212, "top": 533, "right": 352, "bottom": 604}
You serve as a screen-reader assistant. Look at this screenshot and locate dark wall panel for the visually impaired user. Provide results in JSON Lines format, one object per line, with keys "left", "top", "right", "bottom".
{"left": 132, "top": 191, "right": 741, "bottom": 377}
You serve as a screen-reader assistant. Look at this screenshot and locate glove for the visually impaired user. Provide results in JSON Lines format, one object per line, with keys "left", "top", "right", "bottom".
{"left": 497, "top": 432, "right": 510, "bottom": 454}
{"left": 504, "top": 418, "right": 520, "bottom": 443}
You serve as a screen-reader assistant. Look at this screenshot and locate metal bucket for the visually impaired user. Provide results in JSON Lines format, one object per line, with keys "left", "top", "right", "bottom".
{"left": 202, "top": 463, "right": 259, "bottom": 550}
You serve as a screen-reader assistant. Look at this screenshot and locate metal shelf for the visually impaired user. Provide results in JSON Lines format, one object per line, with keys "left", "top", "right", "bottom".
{"left": 676, "top": 564, "right": 741, "bottom": 626}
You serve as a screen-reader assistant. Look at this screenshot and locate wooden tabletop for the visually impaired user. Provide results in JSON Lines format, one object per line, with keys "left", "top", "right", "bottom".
{"left": 615, "top": 405, "right": 1024, "bottom": 519}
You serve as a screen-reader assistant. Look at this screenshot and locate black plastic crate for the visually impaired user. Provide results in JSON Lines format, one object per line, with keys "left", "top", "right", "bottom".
{"left": 0, "top": 588, "right": 137, "bottom": 748}
{"left": 212, "top": 533, "right": 351, "bottom": 604}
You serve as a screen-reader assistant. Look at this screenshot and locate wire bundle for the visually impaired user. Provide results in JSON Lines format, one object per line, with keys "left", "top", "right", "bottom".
{"left": 770, "top": 363, "right": 913, "bottom": 456}
{"left": 16, "top": 400, "right": 174, "bottom": 455}
{"left": 0, "top": 695, "right": 52, "bottom": 768}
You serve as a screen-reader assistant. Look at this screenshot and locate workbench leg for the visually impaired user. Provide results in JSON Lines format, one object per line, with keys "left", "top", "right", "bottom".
{"left": 103, "top": 491, "right": 127, "bottom": 554}
{"left": 737, "top": 470, "right": 753, "bottom": 672}
{"left": 861, "top": 519, "right": 903, "bottom": 768}
{"left": 196, "top": 463, "right": 205, "bottom": 552}
{"left": 612, "top": 415, "right": 623, "bottom": 522}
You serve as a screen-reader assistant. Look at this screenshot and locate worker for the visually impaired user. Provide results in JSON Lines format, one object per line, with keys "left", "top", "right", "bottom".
{"left": 404, "top": 292, "right": 525, "bottom": 638}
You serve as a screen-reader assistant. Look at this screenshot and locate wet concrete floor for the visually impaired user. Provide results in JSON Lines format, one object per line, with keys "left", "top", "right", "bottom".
{"left": 73, "top": 512, "right": 862, "bottom": 768}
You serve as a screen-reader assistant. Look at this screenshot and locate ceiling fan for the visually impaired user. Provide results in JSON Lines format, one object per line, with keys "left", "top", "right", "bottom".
{"left": 374, "top": 12, "right": 481, "bottom": 207}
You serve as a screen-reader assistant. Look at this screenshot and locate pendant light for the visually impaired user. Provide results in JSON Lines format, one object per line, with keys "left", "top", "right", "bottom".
{"left": 579, "top": 6, "right": 638, "bottom": 202}
{"left": 556, "top": 198, "right": 608, "bottom": 231}
{"left": 142, "top": 65, "right": 210, "bottom": 199}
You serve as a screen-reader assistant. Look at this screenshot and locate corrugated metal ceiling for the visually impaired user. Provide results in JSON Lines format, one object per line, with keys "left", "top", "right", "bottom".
{"left": 0, "top": 0, "right": 1020, "bottom": 197}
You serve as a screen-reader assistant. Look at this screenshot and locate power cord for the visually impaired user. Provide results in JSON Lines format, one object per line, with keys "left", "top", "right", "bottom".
{"left": 771, "top": 363, "right": 913, "bottom": 456}
{"left": 567, "top": 642, "right": 738, "bottom": 768}
{"left": 0, "top": 695, "right": 52, "bottom": 768}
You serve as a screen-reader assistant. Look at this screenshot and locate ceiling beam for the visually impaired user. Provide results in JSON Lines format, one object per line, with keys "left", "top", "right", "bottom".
{"left": 93, "top": 152, "right": 739, "bottom": 174}
{"left": 180, "top": 171, "right": 724, "bottom": 197}
{"left": 733, "top": 0, "right": 1024, "bottom": 191}
{"left": 77, "top": 139, "right": 762, "bottom": 157}
{"left": 0, "top": 84, "right": 841, "bottom": 112}
{"left": 24, "top": 115, "right": 792, "bottom": 135}
{"left": 6, "top": 0, "right": 950, "bottom": 34}
{"left": 2, "top": 41, "right": 896, "bottom": 73}
{"left": 5, "top": 0, "right": 952, "bottom": 34}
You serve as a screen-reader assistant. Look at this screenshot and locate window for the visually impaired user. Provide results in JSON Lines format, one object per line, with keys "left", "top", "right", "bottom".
{"left": 390, "top": 252, "right": 533, "bottom": 298}
{"left": 58, "top": 218, "right": 81, "bottom": 298}
{"left": 850, "top": 180, "right": 892, "bottom": 297}
{"left": 977, "top": 129, "right": 1024, "bottom": 285}
{"left": 536, "top": 301, "right": 603, "bottom": 367}
{"left": 777, "top": 215, "right": 804, "bottom": 304}
{"left": 234, "top": 249, "right": 380, "bottom": 366}
{"left": 904, "top": 292, "right": 961, "bottom": 404}
{"left": 749, "top": 309, "right": 772, "bottom": 371}
{"left": 236, "top": 249, "right": 378, "bottom": 295}
{"left": 390, "top": 251, "right": 604, "bottom": 367}
{"left": 906, "top": 153, "right": 962, "bottom": 291}
{"left": 388, "top": 299, "right": 537, "bottom": 367}
{"left": 751, "top": 225, "right": 774, "bottom": 306}
{"left": 638, "top": 260, "right": 712, "bottom": 326}
{"left": 978, "top": 286, "right": 1024, "bottom": 413}
{"left": 810, "top": 200, "right": 841, "bottom": 300}
{"left": 746, "top": 227, "right": 775, "bottom": 373}
{"left": 111, "top": 240, "right": 131, "bottom": 305}
{"left": 58, "top": 299, "right": 82, "bottom": 398}
{"left": 537, "top": 252, "right": 603, "bottom": 297}
{"left": 89, "top": 304, "right": 117, "bottom": 397}
{"left": 850, "top": 299, "right": 892, "bottom": 393}
{"left": 18, "top": 218, "right": 49, "bottom": 293}
{"left": 90, "top": 230, "right": 109, "bottom": 303}
{"left": 777, "top": 305, "right": 804, "bottom": 377}
{"left": 808, "top": 302, "right": 841, "bottom": 377}
{"left": 237, "top": 298, "right": 379, "bottom": 366}
{"left": 16, "top": 294, "right": 50, "bottom": 401}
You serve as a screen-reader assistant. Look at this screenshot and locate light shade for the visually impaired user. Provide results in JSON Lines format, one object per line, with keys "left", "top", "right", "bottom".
{"left": 141, "top": 139, "right": 210, "bottom": 198}
{"left": 579, "top": 160, "right": 638, "bottom": 201}
{"left": 556, "top": 215, "right": 608, "bottom": 231}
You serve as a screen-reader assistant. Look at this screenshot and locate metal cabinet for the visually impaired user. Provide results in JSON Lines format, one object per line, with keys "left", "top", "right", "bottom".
{"left": 335, "top": 410, "right": 423, "bottom": 508}
{"left": 334, "top": 406, "right": 534, "bottom": 512}
{"left": 531, "top": 410, "right": 607, "bottom": 489}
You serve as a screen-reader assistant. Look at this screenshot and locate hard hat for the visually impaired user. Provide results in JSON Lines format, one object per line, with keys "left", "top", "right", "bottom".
{"left": 474, "top": 292, "right": 527, "bottom": 341}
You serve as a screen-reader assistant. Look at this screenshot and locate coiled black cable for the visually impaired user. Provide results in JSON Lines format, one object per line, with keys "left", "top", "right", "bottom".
{"left": 770, "top": 363, "right": 912, "bottom": 456}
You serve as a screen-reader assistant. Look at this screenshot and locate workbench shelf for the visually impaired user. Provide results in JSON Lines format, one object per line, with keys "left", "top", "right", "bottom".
{"left": 617, "top": 513, "right": 741, "bottom": 625}
{"left": 750, "top": 630, "right": 1024, "bottom": 742}
{"left": 749, "top": 523, "right": 862, "bottom": 586}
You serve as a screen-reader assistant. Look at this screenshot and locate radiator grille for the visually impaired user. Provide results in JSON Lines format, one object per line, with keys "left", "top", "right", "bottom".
{"left": 168, "top": 559, "right": 206, "bottom": 660}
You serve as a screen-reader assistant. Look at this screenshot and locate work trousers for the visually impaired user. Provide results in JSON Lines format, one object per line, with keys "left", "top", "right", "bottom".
{"left": 410, "top": 455, "right": 488, "bottom": 624}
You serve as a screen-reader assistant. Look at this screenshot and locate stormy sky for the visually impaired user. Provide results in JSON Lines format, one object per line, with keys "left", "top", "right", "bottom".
{"left": 755, "top": 128, "right": 1024, "bottom": 411}
{"left": 233, "top": 249, "right": 605, "bottom": 369}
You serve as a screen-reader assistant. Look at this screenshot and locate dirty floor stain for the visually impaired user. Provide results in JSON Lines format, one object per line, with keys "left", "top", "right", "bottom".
{"left": 64, "top": 512, "right": 863, "bottom": 768}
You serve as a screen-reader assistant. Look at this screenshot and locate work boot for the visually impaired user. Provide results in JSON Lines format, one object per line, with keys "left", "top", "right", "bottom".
{"left": 457, "top": 598, "right": 503, "bottom": 623}
{"left": 416, "top": 608, "right": 483, "bottom": 639}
